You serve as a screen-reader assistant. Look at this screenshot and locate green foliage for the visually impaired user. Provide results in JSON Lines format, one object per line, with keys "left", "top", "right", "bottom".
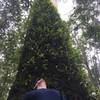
{"left": 70, "top": 0, "right": 100, "bottom": 90}
{"left": 0, "top": 0, "right": 33, "bottom": 100}
{"left": 0, "top": 29, "right": 22, "bottom": 100}
{"left": 7, "top": 0, "right": 96, "bottom": 100}
{"left": 86, "top": 25, "right": 100, "bottom": 43}
{"left": 71, "top": 0, "right": 100, "bottom": 44}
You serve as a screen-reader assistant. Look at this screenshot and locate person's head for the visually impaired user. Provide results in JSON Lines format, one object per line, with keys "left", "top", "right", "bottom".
{"left": 34, "top": 78, "right": 47, "bottom": 89}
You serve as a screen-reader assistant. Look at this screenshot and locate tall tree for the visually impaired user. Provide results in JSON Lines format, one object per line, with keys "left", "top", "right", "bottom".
{"left": 8, "top": 0, "right": 94, "bottom": 100}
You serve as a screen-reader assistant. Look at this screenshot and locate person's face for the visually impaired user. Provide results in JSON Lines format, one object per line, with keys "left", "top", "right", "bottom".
{"left": 38, "top": 81, "right": 45, "bottom": 87}
{"left": 35, "top": 79, "right": 47, "bottom": 89}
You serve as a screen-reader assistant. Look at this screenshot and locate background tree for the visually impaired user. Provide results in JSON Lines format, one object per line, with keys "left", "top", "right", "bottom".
{"left": 0, "top": 0, "right": 24, "bottom": 99}
{"left": 69, "top": 0, "right": 100, "bottom": 88}
{"left": 7, "top": 0, "right": 95, "bottom": 100}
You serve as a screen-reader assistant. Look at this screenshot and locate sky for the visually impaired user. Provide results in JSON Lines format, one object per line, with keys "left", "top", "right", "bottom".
{"left": 57, "top": 0, "right": 75, "bottom": 21}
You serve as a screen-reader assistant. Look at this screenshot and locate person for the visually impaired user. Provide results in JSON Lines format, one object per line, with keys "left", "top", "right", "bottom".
{"left": 22, "top": 78, "right": 65, "bottom": 100}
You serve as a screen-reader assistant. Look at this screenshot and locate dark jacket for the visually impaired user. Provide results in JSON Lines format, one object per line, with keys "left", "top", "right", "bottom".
{"left": 23, "top": 89, "right": 65, "bottom": 100}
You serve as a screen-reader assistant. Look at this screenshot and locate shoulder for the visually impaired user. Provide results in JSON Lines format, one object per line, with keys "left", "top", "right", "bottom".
{"left": 22, "top": 89, "right": 63, "bottom": 100}
{"left": 25, "top": 89, "right": 39, "bottom": 95}
{"left": 25, "top": 89, "right": 60, "bottom": 95}
{"left": 23, "top": 89, "right": 61, "bottom": 95}
{"left": 22, "top": 90, "right": 37, "bottom": 100}
{"left": 47, "top": 89, "right": 60, "bottom": 94}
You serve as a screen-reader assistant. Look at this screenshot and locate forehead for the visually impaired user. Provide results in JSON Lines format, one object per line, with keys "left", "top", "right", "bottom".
{"left": 37, "top": 79, "right": 45, "bottom": 83}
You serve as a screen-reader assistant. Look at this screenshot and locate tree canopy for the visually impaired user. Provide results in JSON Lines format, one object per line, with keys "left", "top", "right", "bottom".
{"left": 0, "top": 0, "right": 100, "bottom": 100}
{"left": 7, "top": 0, "right": 96, "bottom": 100}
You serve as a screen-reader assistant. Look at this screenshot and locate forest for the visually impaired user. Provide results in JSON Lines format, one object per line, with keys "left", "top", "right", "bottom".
{"left": 0, "top": 0, "right": 100, "bottom": 100}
